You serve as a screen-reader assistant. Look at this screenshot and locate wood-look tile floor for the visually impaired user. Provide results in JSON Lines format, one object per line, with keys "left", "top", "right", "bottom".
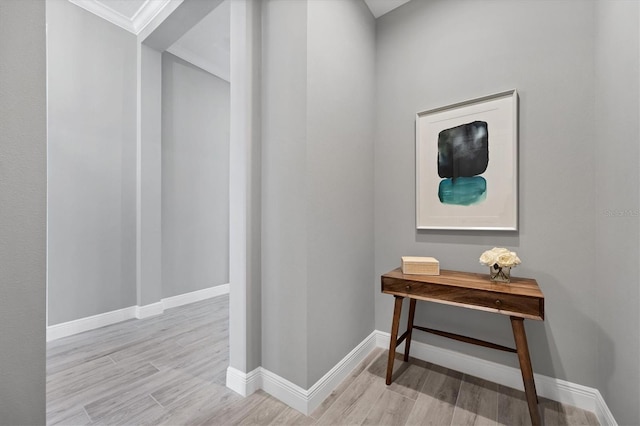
{"left": 47, "top": 295, "right": 599, "bottom": 425}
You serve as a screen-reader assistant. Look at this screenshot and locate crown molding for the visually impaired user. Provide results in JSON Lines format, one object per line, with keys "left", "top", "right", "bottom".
{"left": 131, "top": 0, "right": 173, "bottom": 33}
{"left": 68, "top": 0, "right": 172, "bottom": 35}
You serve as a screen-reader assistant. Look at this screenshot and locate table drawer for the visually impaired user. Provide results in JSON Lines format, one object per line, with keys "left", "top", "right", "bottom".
{"left": 383, "top": 278, "right": 543, "bottom": 319}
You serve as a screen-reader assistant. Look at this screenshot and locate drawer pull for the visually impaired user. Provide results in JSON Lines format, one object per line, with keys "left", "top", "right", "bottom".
{"left": 495, "top": 299, "right": 502, "bottom": 306}
{"left": 405, "top": 285, "right": 411, "bottom": 291}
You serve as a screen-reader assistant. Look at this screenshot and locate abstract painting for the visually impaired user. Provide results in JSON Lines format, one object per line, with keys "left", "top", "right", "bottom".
{"left": 416, "top": 90, "right": 518, "bottom": 230}
{"left": 437, "top": 120, "right": 488, "bottom": 206}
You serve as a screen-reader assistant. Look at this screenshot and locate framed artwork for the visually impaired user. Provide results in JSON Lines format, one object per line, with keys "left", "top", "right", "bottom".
{"left": 416, "top": 90, "right": 518, "bottom": 230}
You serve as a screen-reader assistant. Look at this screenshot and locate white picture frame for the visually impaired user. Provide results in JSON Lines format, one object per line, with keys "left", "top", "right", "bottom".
{"left": 416, "top": 90, "right": 518, "bottom": 230}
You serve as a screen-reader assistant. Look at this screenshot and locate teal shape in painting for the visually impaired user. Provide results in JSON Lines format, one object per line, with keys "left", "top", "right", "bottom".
{"left": 438, "top": 176, "right": 487, "bottom": 206}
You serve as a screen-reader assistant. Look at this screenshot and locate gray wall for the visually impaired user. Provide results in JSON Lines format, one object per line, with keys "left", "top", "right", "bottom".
{"left": 0, "top": 0, "right": 46, "bottom": 422}
{"left": 47, "top": 0, "right": 137, "bottom": 324}
{"left": 306, "top": 0, "right": 375, "bottom": 386}
{"left": 261, "top": 0, "right": 309, "bottom": 387}
{"left": 261, "top": 0, "right": 375, "bottom": 388}
{"left": 594, "top": 1, "right": 640, "bottom": 424}
{"left": 139, "top": 44, "right": 163, "bottom": 306}
{"left": 161, "top": 53, "right": 230, "bottom": 299}
{"left": 374, "top": 0, "right": 638, "bottom": 422}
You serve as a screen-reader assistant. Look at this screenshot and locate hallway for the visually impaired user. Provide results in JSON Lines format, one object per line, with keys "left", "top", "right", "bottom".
{"left": 46, "top": 295, "right": 598, "bottom": 425}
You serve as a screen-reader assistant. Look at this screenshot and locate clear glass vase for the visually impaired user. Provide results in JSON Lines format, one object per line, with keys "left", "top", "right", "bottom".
{"left": 489, "top": 265, "right": 511, "bottom": 283}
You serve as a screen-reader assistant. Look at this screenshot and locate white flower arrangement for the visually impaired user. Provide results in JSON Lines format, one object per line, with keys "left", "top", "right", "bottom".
{"left": 479, "top": 247, "right": 521, "bottom": 269}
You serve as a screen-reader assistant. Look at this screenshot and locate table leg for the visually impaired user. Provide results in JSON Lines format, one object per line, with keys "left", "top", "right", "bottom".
{"left": 386, "top": 296, "right": 404, "bottom": 385}
{"left": 510, "top": 316, "right": 540, "bottom": 426}
{"left": 404, "top": 298, "right": 417, "bottom": 362}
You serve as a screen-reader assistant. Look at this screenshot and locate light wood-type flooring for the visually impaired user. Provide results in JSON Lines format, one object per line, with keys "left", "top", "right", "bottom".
{"left": 47, "top": 295, "right": 599, "bottom": 425}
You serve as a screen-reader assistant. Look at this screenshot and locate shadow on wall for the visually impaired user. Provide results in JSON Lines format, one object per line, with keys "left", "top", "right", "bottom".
{"left": 416, "top": 228, "right": 519, "bottom": 248}
{"left": 413, "top": 230, "right": 613, "bottom": 390}
{"left": 531, "top": 270, "right": 613, "bottom": 390}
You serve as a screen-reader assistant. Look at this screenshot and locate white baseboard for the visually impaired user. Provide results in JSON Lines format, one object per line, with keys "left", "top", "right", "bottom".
{"left": 374, "top": 330, "right": 616, "bottom": 425}
{"left": 226, "top": 329, "right": 615, "bottom": 423}
{"left": 135, "top": 301, "right": 164, "bottom": 319}
{"left": 226, "top": 366, "right": 262, "bottom": 397}
{"left": 261, "top": 367, "right": 308, "bottom": 414}
{"left": 46, "top": 306, "right": 137, "bottom": 342}
{"left": 47, "top": 284, "right": 230, "bottom": 342}
{"left": 225, "top": 331, "right": 378, "bottom": 415}
{"left": 225, "top": 365, "right": 308, "bottom": 413}
{"left": 306, "top": 330, "right": 378, "bottom": 414}
{"left": 595, "top": 389, "right": 617, "bottom": 426}
{"left": 163, "top": 283, "right": 230, "bottom": 310}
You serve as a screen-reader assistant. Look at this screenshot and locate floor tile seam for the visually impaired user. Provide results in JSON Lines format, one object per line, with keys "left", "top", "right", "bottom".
{"left": 249, "top": 394, "right": 289, "bottom": 424}
{"left": 386, "top": 385, "right": 419, "bottom": 402}
{"left": 55, "top": 362, "right": 163, "bottom": 410}
{"left": 149, "top": 393, "right": 166, "bottom": 409}
{"left": 415, "top": 364, "right": 436, "bottom": 394}
{"left": 107, "top": 346, "right": 181, "bottom": 366}
{"left": 159, "top": 385, "right": 219, "bottom": 415}
{"left": 44, "top": 403, "right": 84, "bottom": 424}
{"left": 449, "top": 372, "right": 466, "bottom": 426}
{"left": 495, "top": 385, "right": 500, "bottom": 426}
{"left": 108, "top": 355, "right": 172, "bottom": 372}
{"left": 81, "top": 404, "right": 95, "bottom": 423}
{"left": 47, "top": 368, "right": 142, "bottom": 407}
{"left": 150, "top": 387, "right": 195, "bottom": 410}
{"left": 151, "top": 371, "right": 220, "bottom": 409}
{"left": 48, "top": 352, "right": 113, "bottom": 372}
{"left": 49, "top": 362, "right": 206, "bottom": 412}
{"left": 495, "top": 384, "right": 506, "bottom": 424}
{"left": 310, "top": 353, "right": 382, "bottom": 422}
{"left": 459, "top": 373, "right": 500, "bottom": 425}
{"left": 355, "top": 385, "right": 387, "bottom": 425}
{"left": 81, "top": 373, "right": 181, "bottom": 423}
{"left": 210, "top": 392, "right": 268, "bottom": 426}
{"left": 495, "top": 384, "right": 500, "bottom": 426}
{"left": 85, "top": 393, "right": 162, "bottom": 425}
{"left": 312, "top": 376, "right": 363, "bottom": 423}
{"left": 46, "top": 357, "right": 116, "bottom": 389}
{"left": 387, "top": 390, "right": 419, "bottom": 426}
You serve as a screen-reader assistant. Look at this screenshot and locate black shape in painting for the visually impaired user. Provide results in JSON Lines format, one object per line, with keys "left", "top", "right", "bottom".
{"left": 437, "top": 121, "right": 489, "bottom": 179}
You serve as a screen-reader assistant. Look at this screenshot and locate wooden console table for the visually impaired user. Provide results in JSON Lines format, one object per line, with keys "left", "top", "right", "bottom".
{"left": 382, "top": 268, "right": 545, "bottom": 426}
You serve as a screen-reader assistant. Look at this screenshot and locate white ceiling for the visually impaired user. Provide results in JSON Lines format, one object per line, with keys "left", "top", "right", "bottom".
{"left": 71, "top": 0, "right": 411, "bottom": 35}
{"left": 67, "top": 0, "right": 411, "bottom": 82}
{"left": 363, "top": 0, "right": 411, "bottom": 18}
{"left": 166, "top": 1, "right": 230, "bottom": 81}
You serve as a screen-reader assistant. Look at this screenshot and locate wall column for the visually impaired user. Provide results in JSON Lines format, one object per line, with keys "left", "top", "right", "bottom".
{"left": 136, "top": 44, "right": 164, "bottom": 315}
{"left": 227, "top": 0, "right": 263, "bottom": 387}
